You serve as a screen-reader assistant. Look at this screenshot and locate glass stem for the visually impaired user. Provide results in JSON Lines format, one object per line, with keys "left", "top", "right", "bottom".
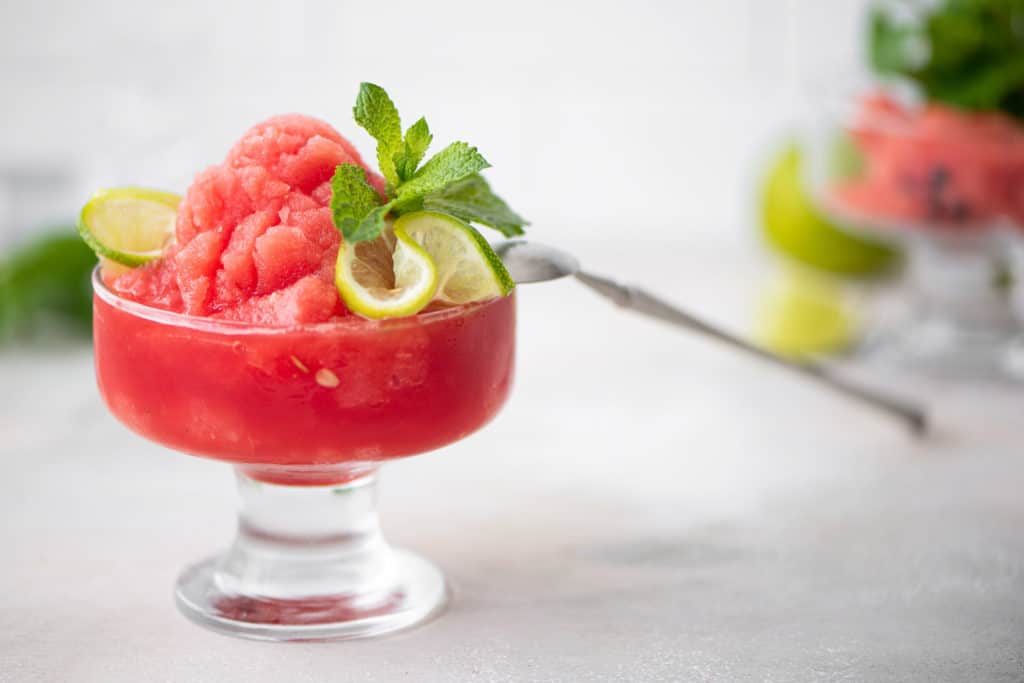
{"left": 907, "top": 235, "right": 1016, "bottom": 334}
{"left": 214, "top": 467, "right": 398, "bottom": 603}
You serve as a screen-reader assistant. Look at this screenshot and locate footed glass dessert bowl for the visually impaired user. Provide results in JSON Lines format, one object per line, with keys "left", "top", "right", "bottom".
{"left": 92, "top": 270, "right": 516, "bottom": 640}
{"left": 804, "top": 90, "right": 1024, "bottom": 379}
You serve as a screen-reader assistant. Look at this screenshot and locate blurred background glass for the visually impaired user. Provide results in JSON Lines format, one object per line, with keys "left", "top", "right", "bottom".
{"left": 795, "top": 0, "right": 1024, "bottom": 377}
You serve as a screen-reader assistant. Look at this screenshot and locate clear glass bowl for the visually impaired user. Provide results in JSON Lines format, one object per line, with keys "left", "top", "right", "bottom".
{"left": 802, "top": 84, "right": 1024, "bottom": 378}
{"left": 91, "top": 270, "right": 516, "bottom": 640}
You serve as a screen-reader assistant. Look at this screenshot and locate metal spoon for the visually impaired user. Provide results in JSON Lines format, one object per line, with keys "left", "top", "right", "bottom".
{"left": 495, "top": 239, "right": 927, "bottom": 435}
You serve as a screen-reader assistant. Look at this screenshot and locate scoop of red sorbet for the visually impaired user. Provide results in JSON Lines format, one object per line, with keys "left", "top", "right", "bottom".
{"left": 109, "top": 114, "right": 385, "bottom": 324}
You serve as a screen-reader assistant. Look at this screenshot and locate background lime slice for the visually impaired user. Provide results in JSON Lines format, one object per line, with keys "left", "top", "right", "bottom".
{"left": 78, "top": 187, "right": 181, "bottom": 267}
{"left": 760, "top": 144, "right": 900, "bottom": 278}
{"left": 393, "top": 211, "right": 514, "bottom": 304}
{"left": 754, "top": 266, "right": 861, "bottom": 359}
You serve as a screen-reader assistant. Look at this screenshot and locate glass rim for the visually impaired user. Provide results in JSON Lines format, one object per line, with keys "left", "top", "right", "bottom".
{"left": 91, "top": 266, "right": 509, "bottom": 335}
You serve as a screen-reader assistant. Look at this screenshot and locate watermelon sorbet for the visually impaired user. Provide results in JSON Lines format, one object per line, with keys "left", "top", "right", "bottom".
{"left": 830, "top": 94, "right": 1024, "bottom": 232}
{"left": 110, "top": 114, "right": 387, "bottom": 323}
{"left": 92, "top": 114, "right": 516, "bottom": 479}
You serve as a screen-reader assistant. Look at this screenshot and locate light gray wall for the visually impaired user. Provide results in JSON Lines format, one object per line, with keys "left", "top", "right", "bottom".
{"left": 0, "top": 0, "right": 870, "bottom": 247}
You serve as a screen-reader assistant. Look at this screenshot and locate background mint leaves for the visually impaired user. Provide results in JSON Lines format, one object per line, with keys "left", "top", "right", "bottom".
{"left": 332, "top": 82, "right": 528, "bottom": 242}
{"left": 869, "top": 0, "right": 1024, "bottom": 120}
{"left": 1, "top": 229, "right": 95, "bottom": 343}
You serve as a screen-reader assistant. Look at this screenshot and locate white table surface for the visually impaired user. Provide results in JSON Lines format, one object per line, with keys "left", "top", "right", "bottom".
{"left": 2, "top": 242, "right": 1023, "bottom": 682}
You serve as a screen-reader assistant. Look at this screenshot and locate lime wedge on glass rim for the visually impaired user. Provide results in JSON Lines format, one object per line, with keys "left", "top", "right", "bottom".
{"left": 78, "top": 187, "right": 181, "bottom": 269}
{"left": 393, "top": 211, "right": 514, "bottom": 304}
{"left": 335, "top": 210, "right": 514, "bottom": 319}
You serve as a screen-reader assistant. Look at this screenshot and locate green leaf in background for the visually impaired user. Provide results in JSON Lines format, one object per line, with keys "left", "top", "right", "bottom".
{"left": 422, "top": 174, "right": 528, "bottom": 237}
{"left": 0, "top": 228, "right": 97, "bottom": 343}
{"left": 353, "top": 82, "right": 404, "bottom": 188}
{"left": 869, "top": 0, "right": 1024, "bottom": 119}
{"left": 928, "top": 56, "right": 1024, "bottom": 112}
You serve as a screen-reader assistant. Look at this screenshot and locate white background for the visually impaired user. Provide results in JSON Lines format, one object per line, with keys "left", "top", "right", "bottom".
{"left": 0, "top": 0, "right": 869, "bottom": 247}
{"left": 8, "top": 2, "right": 1024, "bottom": 681}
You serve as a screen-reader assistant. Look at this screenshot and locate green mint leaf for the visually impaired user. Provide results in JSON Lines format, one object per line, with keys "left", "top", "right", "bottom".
{"left": 929, "top": 58, "right": 1024, "bottom": 111}
{"left": 344, "top": 83, "right": 528, "bottom": 242}
{"left": 393, "top": 117, "right": 433, "bottom": 182}
{"left": 868, "top": 0, "right": 1024, "bottom": 120}
{"left": 869, "top": 10, "right": 923, "bottom": 76}
{"left": 394, "top": 142, "right": 490, "bottom": 206}
{"left": 422, "top": 174, "right": 528, "bottom": 236}
{"left": 330, "top": 163, "right": 383, "bottom": 239}
{"left": 345, "top": 203, "right": 393, "bottom": 243}
{"left": 353, "top": 82, "right": 403, "bottom": 188}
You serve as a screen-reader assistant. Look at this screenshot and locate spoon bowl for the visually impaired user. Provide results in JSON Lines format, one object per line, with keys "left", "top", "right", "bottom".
{"left": 494, "top": 240, "right": 579, "bottom": 284}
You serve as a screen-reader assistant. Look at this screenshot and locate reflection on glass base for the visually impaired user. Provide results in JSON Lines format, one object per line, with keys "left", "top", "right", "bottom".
{"left": 173, "top": 467, "right": 447, "bottom": 641}
{"left": 861, "top": 314, "right": 1024, "bottom": 381}
{"left": 852, "top": 228, "right": 1024, "bottom": 381}
{"left": 175, "top": 550, "right": 447, "bottom": 642}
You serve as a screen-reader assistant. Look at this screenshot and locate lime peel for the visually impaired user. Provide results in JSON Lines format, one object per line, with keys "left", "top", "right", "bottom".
{"left": 394, "top": 211, "right": 513, "bottom": 305}
{"left": 78, "top": 187, "right": 181, "bottom": 267}
{"left": 334, "top": 210, "right": 514, "bottom": 320}
{"left": 334, "top": 228, "right": 438, "bottom": 319}
{"left": 760, "top": 145, "right": 901, "bottom": 278}
{"left": 754, "top": 266, "right": 861, "bottom": 359}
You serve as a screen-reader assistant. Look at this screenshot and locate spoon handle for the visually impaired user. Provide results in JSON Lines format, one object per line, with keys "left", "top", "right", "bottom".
{"left": 573, "top": 270, "right": 927, "bottom": 435}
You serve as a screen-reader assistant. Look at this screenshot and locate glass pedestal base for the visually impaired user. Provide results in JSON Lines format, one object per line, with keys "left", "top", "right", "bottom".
{"left": 863, "top": 313, "right": 1023, "bottom": 380}
{"left": 861, "top": 232, "right": 1024, "bottom": 381}
{"left": 173, "top": 466, "right": 447, "bottom": 641}
{"left": 175, "top": 549, "right": 446, "bottom": 641}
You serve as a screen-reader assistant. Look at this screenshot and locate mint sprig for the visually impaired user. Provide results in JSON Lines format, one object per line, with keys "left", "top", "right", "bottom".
{"left": 332, "top": 82, "right": 528, "bottom": 243}
{"left": 394, "top": 117, "right": 432, "bottom": 182}
{"left": 869, "top": 0, "right": 1024, "bottom": 120}
{"left": 394, "top": 142, "right": 490, "bottom": 205}
{"left": 353, "top": 83, "right": 403, "bottom": 189}
{"left": 330, "top": 164, "right": 395, "bottom": 243}
{"left": 423, "top": 174, "right": 527, "bottom": 237}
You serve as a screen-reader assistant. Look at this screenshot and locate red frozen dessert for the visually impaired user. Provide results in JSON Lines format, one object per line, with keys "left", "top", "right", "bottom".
{"left": 82, "top": 84, "right": 527, "bottom": 641}
{"left": 109, "top": 114, "right": 386, "bottom": 323}
{"left": 830, "top": 94, "right": 1024, "bottom": 232}
{"left": 91, "top": 111, "right": 518, "bottom": 484}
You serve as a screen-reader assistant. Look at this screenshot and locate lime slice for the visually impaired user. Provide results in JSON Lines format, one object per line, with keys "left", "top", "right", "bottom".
{"left": 760, "top": 145, "right": 900, "bottom": 278}
{"left": 754, "top": 266, "right": 861, "bottom": 359}
{"left": 393, "top": 211, "right": 514, "bottom": 304}
{"left": 78, "top": 187, "right": 181, "bottom": 267}
{"left": 335, "top": 228, "right": 438, "bottom": 319}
